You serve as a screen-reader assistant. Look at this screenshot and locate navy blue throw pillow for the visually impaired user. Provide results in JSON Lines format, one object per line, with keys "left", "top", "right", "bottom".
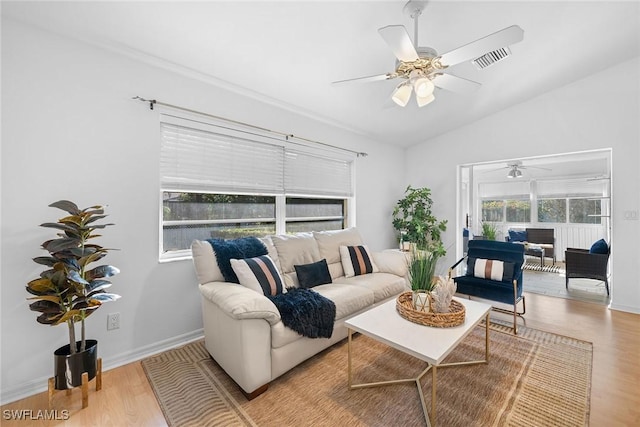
{"left": 295, "top": 259, "right": 332, "bottom": 288}
{"left": 508, "top": 229, "right": 528, "bottom": 242}
{"left": 589, "top": 239, "right": 609, "bottom": 254}
{"left": 207, "top": 237, "right": 268, "bottom": 283}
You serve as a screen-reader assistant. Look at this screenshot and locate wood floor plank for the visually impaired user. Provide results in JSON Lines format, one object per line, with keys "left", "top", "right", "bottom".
{"left": 2, "top": 292, "right": 639, "bottom": 426}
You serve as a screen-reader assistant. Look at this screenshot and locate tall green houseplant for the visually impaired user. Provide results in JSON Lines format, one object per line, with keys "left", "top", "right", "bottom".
{"left": 26, "top": 200, "right": 121, "bottom": 354}
{"left": 392, "top": 185, "right": 448, "bottom": 254}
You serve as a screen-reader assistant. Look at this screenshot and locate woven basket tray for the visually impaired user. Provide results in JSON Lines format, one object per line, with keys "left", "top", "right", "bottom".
{"left": 396, "top": 291, "right": 466, "bottom": 328}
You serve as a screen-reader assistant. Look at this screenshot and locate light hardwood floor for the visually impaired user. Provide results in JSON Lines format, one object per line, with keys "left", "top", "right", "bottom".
{"left": 2, "top": 292, "right": 639, "bottom": 426}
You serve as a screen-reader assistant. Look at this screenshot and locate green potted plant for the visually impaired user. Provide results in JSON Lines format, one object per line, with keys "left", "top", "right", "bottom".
{"left": 407, "top": 248, "right": 440, "bottom": 312}
{"left": 481, "top": 222, "right": 498, "bottom": 240}
{"left": 26, "top": 200, "right": 120, "bottom": 390}
{"left": 392, "top": 185, "right": 448, "bottom": 254}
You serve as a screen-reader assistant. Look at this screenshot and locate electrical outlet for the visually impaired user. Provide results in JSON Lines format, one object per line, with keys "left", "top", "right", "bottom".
{"left": 107, "top": 312, "right": 120, "bottom": 330}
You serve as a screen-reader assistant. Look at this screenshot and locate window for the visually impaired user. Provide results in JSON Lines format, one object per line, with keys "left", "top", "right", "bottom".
{"left": 162, "top": 193, "right": 276, "bottom": 253}
{"left": 569, "top": 199, "right": 602, "bottom": 224}
{"left": 481, "top": 200, "right": 505, "bottom": 221}
{"left": 159, "top": 110, "right": 355, "bottom": 260}
{"left": 537, "top": 199, "right": 566, "bottom": 223}
{"left": 506, "top": 200, "right": 531, "bottom": 223}
{"left": 285, "top": 197, "right": 345, "bottom": 233}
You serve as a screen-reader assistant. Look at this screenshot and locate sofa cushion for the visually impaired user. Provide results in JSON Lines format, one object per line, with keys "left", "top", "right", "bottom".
{"left": 259, "top": 236, "right": 282, "bottom": 274}
{"left": 314, "top": 228, "right": 363, "bottom": 279}
{"left": 589, "top": 238, "right": 609, "bottom": 254}
{"left": 191, "top": 239, "right": 224, "bottom": 284}
{"left": 294, "top": 259, "right": 332, "bottom": 288}
{"left": 335, "top": 273, "right": 406, "bottom": 303}
{"left": 313, "top": 228, "right": 363, "bottom": 264}
{"left": 467, "top": 257, "right": 514, "bottom": 283}
{"left": 271, "top": 283, "right": 373, "bottom": 349}
{"left": 208, "top": 238, "right": 268, "bottom": 283}
{"left": 231, "top": 255, "right": 286, "bottom": 296}
{"left": 340, "top": 245, "right": 379, "bottom": 278}
{"left": 271, "top": 233, "right": 321, "bottom": 274}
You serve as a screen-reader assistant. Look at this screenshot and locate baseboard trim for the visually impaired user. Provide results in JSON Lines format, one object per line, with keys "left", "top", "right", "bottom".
{"left": 0, "top": 329, "right": 204, "bottom": 406}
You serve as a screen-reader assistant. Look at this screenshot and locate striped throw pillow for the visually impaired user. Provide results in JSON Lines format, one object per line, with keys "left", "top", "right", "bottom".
{"left": 339, "top": 245, "right": 379, "bottom": 278}
{"left": 230, "top": 255, "right": 286, "bottom": 296}
{"left": 466, "top": 258, "right": 514, "bottom": 283}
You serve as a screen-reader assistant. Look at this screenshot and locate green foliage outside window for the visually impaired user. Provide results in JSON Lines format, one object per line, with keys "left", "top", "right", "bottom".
{"left": 569, "top": 199, "right": 602, "bottom": 224}
{"left": 506, "top": 200, "right": 530, "bottom": 222}
{"left": 481, "top": 200, "right": 504, "bottom": 221}
{"left": 538, "top": 199, "right": 567, "bottom": 223}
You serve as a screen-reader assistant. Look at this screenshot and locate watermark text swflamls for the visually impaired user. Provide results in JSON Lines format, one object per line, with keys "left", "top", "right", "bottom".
{"left": 3, "top": 409, "right": 70, "bottom": 420}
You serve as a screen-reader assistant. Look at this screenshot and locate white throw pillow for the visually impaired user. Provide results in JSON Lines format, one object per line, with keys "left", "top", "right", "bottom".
{"left": 231, "top": 255, "right": 287, "bottom": 296}
{"left": 339, "top": 245, "right": 379, "bottom": 278}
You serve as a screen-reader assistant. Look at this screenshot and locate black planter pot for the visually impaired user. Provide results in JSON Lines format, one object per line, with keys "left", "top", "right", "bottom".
{"left": 53, "top": 339, "right": 98, "bottom": 390}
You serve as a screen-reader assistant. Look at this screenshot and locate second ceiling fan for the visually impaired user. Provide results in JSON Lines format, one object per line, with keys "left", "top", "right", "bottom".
{"left": 333, "top": 1, "right": 524, "bottom": 107}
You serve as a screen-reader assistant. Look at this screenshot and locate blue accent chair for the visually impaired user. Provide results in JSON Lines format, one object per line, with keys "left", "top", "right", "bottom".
{"left": 450, "top": 240, "right": 526, "bottom": 334}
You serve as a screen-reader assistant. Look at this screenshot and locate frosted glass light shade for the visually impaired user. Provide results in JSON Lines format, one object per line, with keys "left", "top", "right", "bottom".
{"left": 416, "top": 93, "right": 435, "bottom": 107}
{"left": 392, "top": 83, "right": 412, "bottom": 107}
{"left": 414, "top": 77, "right": 434, "bottom": 98}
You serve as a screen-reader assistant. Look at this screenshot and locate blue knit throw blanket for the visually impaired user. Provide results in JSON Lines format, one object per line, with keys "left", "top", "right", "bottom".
{"left": 268, "top": 288, "right": 336, "bottom": 339}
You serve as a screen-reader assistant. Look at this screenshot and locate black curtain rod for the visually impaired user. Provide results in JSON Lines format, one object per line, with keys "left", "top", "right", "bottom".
{"left": 132, "top": 96, "right": 368, "bottom": 157}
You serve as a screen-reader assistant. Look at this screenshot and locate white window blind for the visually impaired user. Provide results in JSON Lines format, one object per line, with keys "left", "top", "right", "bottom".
{"left": 478, "top": 181, "right": 530, "bottom": 199}
{"left": 537, "top": 178, "right": 606, "bottom": 198}
{"left": 159, "top": 110, "right": 355, "bottom": 197}
{"left": 160, "top": 122, "right": 284, "bottom": 194}
{"left": 285, "top": 149, "right": 354, "bottom": 197}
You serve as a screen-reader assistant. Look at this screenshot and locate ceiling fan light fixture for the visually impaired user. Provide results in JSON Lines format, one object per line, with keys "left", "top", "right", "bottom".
{"left": 416, "top": 93, "right": 435, "bottom": 107}
{"left": 392, "top": 82, "right": 413, "bottom": 107}
{"left": 414, "top": 75, "right": 434, "bottom": 98}
{"left": 507, "top": 168, "right": 523, "bottom": 178}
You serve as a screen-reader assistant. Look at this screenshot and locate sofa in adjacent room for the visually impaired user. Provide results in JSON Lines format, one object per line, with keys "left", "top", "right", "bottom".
{"left": 191, "top": 227, "right": 408, "bottom": 398}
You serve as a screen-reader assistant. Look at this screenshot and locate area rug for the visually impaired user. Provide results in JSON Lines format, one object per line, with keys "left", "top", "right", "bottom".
{"left": 142, "top": 325, "right": 592, "bottom": 427}
{"left": 523, "top": 261, "right": 564, "bottom": 274}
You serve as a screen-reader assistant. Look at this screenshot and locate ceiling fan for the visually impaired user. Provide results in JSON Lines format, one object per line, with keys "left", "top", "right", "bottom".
{"left": 487, "top": 161, "right": 552, "bottom": 179}
{"left": 333, "top": 0, "right": 524, "bottom": 107}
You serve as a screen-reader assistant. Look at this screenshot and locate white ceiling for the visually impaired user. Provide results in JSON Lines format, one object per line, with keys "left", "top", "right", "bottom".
{"left": 3, "top": 1, "right": 640, "bottom": 147}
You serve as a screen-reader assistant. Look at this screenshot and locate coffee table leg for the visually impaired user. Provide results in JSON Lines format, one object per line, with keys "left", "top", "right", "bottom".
{"left": 347, "top": 328, "right": 353, "bottom": 388}
{"left": 431, "top": 365, "right": 437, "bottom": 427}
{"left": 485, "top": 313, "right": 490, "bottom": 362}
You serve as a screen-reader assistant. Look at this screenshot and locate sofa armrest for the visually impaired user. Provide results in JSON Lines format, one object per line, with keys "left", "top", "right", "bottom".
{"left": 373, "top": 250, "right": 409, "bottom": 277}
{"left": 199, "top": 282, "right": 281, "bottom": 325}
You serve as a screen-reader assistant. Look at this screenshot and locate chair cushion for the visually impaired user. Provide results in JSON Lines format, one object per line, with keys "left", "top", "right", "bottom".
{"left": 467, "top": 257, "right": 514, "bottom": 282}
{"left": 508, "top": 229, "right": 528, "bottom": 242}
{"left": 230, "top": 255, "right": 286, "bottom": 296}
{"left": 339, "top": 245, "right": 379, "bottom": 277}
{"left": 294, "top": 259, "right": 332, "bottom": 288}
{"left": 589, "top": 239, "right": 609, "bottom": 254}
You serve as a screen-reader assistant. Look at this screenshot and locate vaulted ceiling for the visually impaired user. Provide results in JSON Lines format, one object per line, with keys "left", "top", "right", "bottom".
{"left": 3, "top": 1, "right": 639, "bottom": 147}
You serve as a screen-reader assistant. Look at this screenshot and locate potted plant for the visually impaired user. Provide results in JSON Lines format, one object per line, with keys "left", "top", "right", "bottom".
{"left": 407, "top": 248, "right": 440, "bottom": 312}
{"left": 481, "top": 222, "right": 498, "bottom": 240}
{"left": 26, "top": 200, "right": 120, "bottom": 390}
{"left": 392, "top": 186, "right": 448, "bottom": 255}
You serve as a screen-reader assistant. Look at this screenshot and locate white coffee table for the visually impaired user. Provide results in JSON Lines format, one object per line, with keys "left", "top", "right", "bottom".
{"left": 345, "top": 297, "right": 491, "bottom": 427}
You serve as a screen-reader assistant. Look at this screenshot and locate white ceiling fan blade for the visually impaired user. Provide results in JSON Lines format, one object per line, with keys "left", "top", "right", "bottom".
{"left": 332, "top": 73, "right": 394, "bottom": 85}
{"left": 433, "top": 73, "right": 481, "bottom": 93}
{"left": 439, "top": 25, "right": 524, "bottom": 67}
{"left": 378, "top": 25, "right": 419, "bottom": 62}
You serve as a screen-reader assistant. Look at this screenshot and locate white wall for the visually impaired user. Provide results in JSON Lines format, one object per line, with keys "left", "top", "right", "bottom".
{"left": 0, "top": 19, "right": 406, "bottom": 403}
{"left": 406, "top": 57, "right": 640, "bottom": 314}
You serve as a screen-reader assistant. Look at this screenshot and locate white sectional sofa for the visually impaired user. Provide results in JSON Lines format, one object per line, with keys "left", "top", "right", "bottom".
{"left": 191, "top": 227, "right": 408, "bottom": 398}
